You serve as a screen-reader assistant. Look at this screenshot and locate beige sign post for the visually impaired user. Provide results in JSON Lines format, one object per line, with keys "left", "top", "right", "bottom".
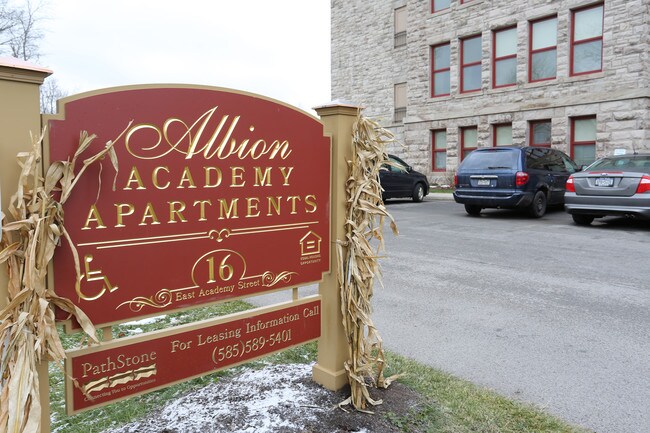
{"left": 312, "top": 102, "right": 360, "bottom": 391}
{"left": 0, "top": 57, "right": 52, "bottom": 433}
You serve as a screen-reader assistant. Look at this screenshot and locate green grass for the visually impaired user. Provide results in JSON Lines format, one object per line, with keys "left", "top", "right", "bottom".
{"left": 50, "top": 301, "right": 588, "bottom": 433}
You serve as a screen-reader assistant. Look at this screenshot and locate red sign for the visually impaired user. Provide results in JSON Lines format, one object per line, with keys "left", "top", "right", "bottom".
{"left": 47, "top": 86, "right": 330, "bottom": 328}
{"left": 65, "top": 297, "right": 321, "bottom": 414}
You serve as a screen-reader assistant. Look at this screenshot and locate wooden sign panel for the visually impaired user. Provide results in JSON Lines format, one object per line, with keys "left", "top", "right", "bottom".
{"left": 65, "top": 297, "right": 321, "bottom": 414}
{"left": 46, "top": 86, "right": 331, "bottom": 328}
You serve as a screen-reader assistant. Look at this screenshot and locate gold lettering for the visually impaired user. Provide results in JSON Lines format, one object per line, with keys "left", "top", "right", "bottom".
{"left": 218, "top": 198, "right": 239, "bottom": 220}
{"left": 168, "top": 201, "right": 187, "bottom": 223}
{"left": 193, "top": 200, "right": 212, "bottom": 221}
{"left": 305, "top": 194, "right": 317, "bottom": 213}
{"left": 178, "top": 166, "right": 197, "bottom": 189}
{"left": 279, "top": 166, "right": 294, "bottom": 186}
{"left": 82, "top": 204, "right": 107, "bottom": 230}
{"left": 246, "top": 197, "right": 260, "bottom": 218}
{"left": 254, "top": 167, "right": 272, "bottom": 186}
{"left": 267, "top": 196, "right": 281, "bottom": 216}
{"left": 204, "top": 167, "right": 222, "bottom": 188}
{"left": 287, "top": 196, "right": 301, "bottom": 215}
{"left": 231, "top": 167, "right": 245, "bottom": 187}
{"left": 152, "top": 166, "right": 171, "bottom": 190}
{"left": 139, "top": 202, "right": 161, "bottom": 226}
{"left": 124, "top": 166, "right": 146, "bottom": 190}
{"left": 115, "top": 203, "right": 135, "bottom": 227}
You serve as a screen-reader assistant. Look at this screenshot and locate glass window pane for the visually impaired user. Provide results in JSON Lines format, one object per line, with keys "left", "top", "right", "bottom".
{"left": 434, "top": 0, "right": 450, "bottom": 11}
{"left": 573, "top": 40, "right": 602, "bottom": 73}
{"left": 463, "top": 37, "right": 482, "bottom": 63}
{"left": 434, "top": 44, "right": 450, "bottom": 69}
{"left": 574, "top": 6, "right": 603, "bottom": 41}
{"left": 496, "top": 125, "right": 512, "bottom": 145}
{"left": 434, "top": 70, "right": 450, "bottom": 95}
{"left": 495, "top": 58, "right": 517, "bottom": 86}
{"left": 496, "top": 28, "right": 517, "bottom": 57}
{"left": 434, "top": 131, "right": 447, "bottom": 149}
{"left": 463, "top": 128, "right": 478, "bottom": 147}
{"left": 395, "top": 7, "right": 406, "bottom": 33}
{"left": 533, "top": 122, "right": 551, "bottom": 145}
{"left": 532, "top": 18, "right": 557, "bottom": 50}
{"left": 574, "top": 118, "right": 596, "bottom": 141}
{"left": 573, "top": 144, "right": 596, "bottom": 167}
{"left": 463, "top": 65, "right": 482, "bottom": 91}
{"left": 531, "top": 50, "right": 557, "bottom": 80}
{"left": 434, "top": 152, "right": 447, "bottom": 170}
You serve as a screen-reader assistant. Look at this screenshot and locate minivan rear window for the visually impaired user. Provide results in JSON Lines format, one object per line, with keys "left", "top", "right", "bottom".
{"left": 459, "top": 149, "right": 519, "bottom": 170}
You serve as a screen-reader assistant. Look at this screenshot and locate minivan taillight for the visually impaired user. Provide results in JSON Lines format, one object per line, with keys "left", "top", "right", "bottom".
{"left": 515, "top": 172, "right": 529, "bottom": 186}
{"left": 566, "top": 175, "right": 575, "bottom": 192}
{"left": 454, "top": 173, "right": 458, "bottom": 187}
{"left": 636, "top": 175, "right": 650, "bottom": 194}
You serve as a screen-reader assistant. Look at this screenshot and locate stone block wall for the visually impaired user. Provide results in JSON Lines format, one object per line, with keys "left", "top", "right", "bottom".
{"left": 332, "top": 0, "right": 650, "bottom": 185}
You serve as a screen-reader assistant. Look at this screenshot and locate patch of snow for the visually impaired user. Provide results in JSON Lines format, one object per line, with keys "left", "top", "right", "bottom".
{"left": 122, "top": 315, "right": 166, "bottom": 326}
{"left": 102, "top": 363, "right": 333, "bottom": 433}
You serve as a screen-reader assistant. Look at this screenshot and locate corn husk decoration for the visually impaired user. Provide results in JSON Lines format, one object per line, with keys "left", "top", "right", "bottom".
{"left": 0, "top": 125, "right": 127, "bottom": 433}
{"left": 339, "top": 114, "right": 401, "bottom": 412}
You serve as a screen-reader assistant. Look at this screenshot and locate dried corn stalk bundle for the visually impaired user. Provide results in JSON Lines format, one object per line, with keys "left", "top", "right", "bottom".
{"left": 0, "top": 127, "right": 124, "bottom": 433}
{"left": 339, "top": 113, "right": 400, "bottom": 412}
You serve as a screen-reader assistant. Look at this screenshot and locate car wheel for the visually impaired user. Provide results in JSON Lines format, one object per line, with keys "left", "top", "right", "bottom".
{"left": 572, "top": 214, "right": 594, "bottom": 226}
{"left": 528, "top": 190, "right": 547, "bottom": 218}
{"left": 464, "top": 204, "right": 481, "bottom": 216}
{"left": 412, "top": 184, "right": 425, "bottom": 202}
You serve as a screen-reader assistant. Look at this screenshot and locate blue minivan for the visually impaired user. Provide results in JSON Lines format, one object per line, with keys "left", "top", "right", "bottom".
{"left": 453, "top": 146, "right": 579, "bottom": 217}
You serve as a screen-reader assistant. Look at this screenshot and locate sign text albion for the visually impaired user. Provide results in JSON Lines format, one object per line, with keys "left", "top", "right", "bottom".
{"left": 48, "top": 87, "right": 331, "bottom": 328}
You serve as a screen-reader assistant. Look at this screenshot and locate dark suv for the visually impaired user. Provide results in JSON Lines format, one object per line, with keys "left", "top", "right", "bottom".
{"left": 453, "top": 146, "right": 579, "bottom": 217}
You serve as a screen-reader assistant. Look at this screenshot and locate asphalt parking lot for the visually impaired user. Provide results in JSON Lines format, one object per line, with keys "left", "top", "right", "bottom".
{"left": 375, "top": 196, "right": 649, "bottom": 433}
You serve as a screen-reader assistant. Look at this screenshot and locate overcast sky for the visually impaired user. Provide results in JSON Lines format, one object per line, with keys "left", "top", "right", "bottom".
{"left": 37, "top": 0, "right": 331, "bottom": 113}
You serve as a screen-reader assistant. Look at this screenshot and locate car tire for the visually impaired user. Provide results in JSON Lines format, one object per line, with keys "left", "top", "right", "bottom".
{"left": 412, "top": 184, "right": 425, "bottom": 202}
{"left": 464, "top": 204, "right": 481, "bottom": 216}
{"left": 528, "top": 190, "right": 547, "bottom": 218}
{"left": 572, "top": 214, "right": 594, "bottom": 226}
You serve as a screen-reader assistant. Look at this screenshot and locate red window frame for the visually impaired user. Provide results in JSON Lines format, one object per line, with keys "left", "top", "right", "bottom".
{"left": 431, "top": 42, "right": 451, "bottom": 97}
{"left": 431, "top": 0, "right": 451, "bottom": 13}
{"left": 432, "top": 129, "right": 447, "bottom": 171}
{"left": 461, "top": 35, "right": 482, "bottom": 93}
{"left": 460, "top": 126, "right": 478, "bottom": 161}
{"left": 529, "top": 16, "right": 557, "bottom": 82}
{"left": 570, "top": 3, "right": 604, "bottom": 76}
{"left": 530, "top": 120, "right": 552, "bottom": 147}
{"left": 570, "top": 116, "right": 597, "bottom": 162}
{"left": 493, "top": 123, "right": 512, "bottom": 147}
{"left": 492, "top": 26, "right": 517, "bottom": 89}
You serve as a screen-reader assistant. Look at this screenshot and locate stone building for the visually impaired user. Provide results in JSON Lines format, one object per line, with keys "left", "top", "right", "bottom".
{"left": 331, "top": 0, "right": 650, "bottom": 185}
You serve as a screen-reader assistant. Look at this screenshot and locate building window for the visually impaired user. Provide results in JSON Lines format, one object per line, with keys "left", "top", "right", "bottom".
{"left": 530, "top": 120, "right": 552, "bottom": 147}
{"left": 431, "top": 43, "right": 451, "bottom": 97}
{"left": 571, "top": 116, "right": 597, "bottom": 167}
{"left": 571, "top": 3, "right": 604, "bottom": 76}
{"left": 432, "top": 129, "right": 447, "bottom": 171}
{"left": 461, "top": 35, "right": 482, "bottom": 93}
{"left": 493, "top": 27, "right": 517, "bottom": 88}
{"left": 460, "top": 126, "right": 478, "bottom": 160}
{"left": 394, "top": 83, "right": 407, "bottom": 123}
{"left": 494, "top": 123, "right": 512, "bottom": 146}
{"left": 394, "top": 7, "right": 407, "bottom": 48}
{"left": 529, "top": 16, "right": 557, "bottom": 82}
{"left": 432, "top": 0, "right": 450, "bottom": 13}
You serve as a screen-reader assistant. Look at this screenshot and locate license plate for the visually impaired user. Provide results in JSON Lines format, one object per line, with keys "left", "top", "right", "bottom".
{"left": 595, "top": 177, "right": 614, "bottom": 187}
{"left": 477, "top": 179, "right": 491, "bottom": 186}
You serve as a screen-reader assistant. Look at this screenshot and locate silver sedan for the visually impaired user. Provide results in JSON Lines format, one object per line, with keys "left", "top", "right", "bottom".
{"left": 564, "top": 153, "right": 650, "bottom": 225}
